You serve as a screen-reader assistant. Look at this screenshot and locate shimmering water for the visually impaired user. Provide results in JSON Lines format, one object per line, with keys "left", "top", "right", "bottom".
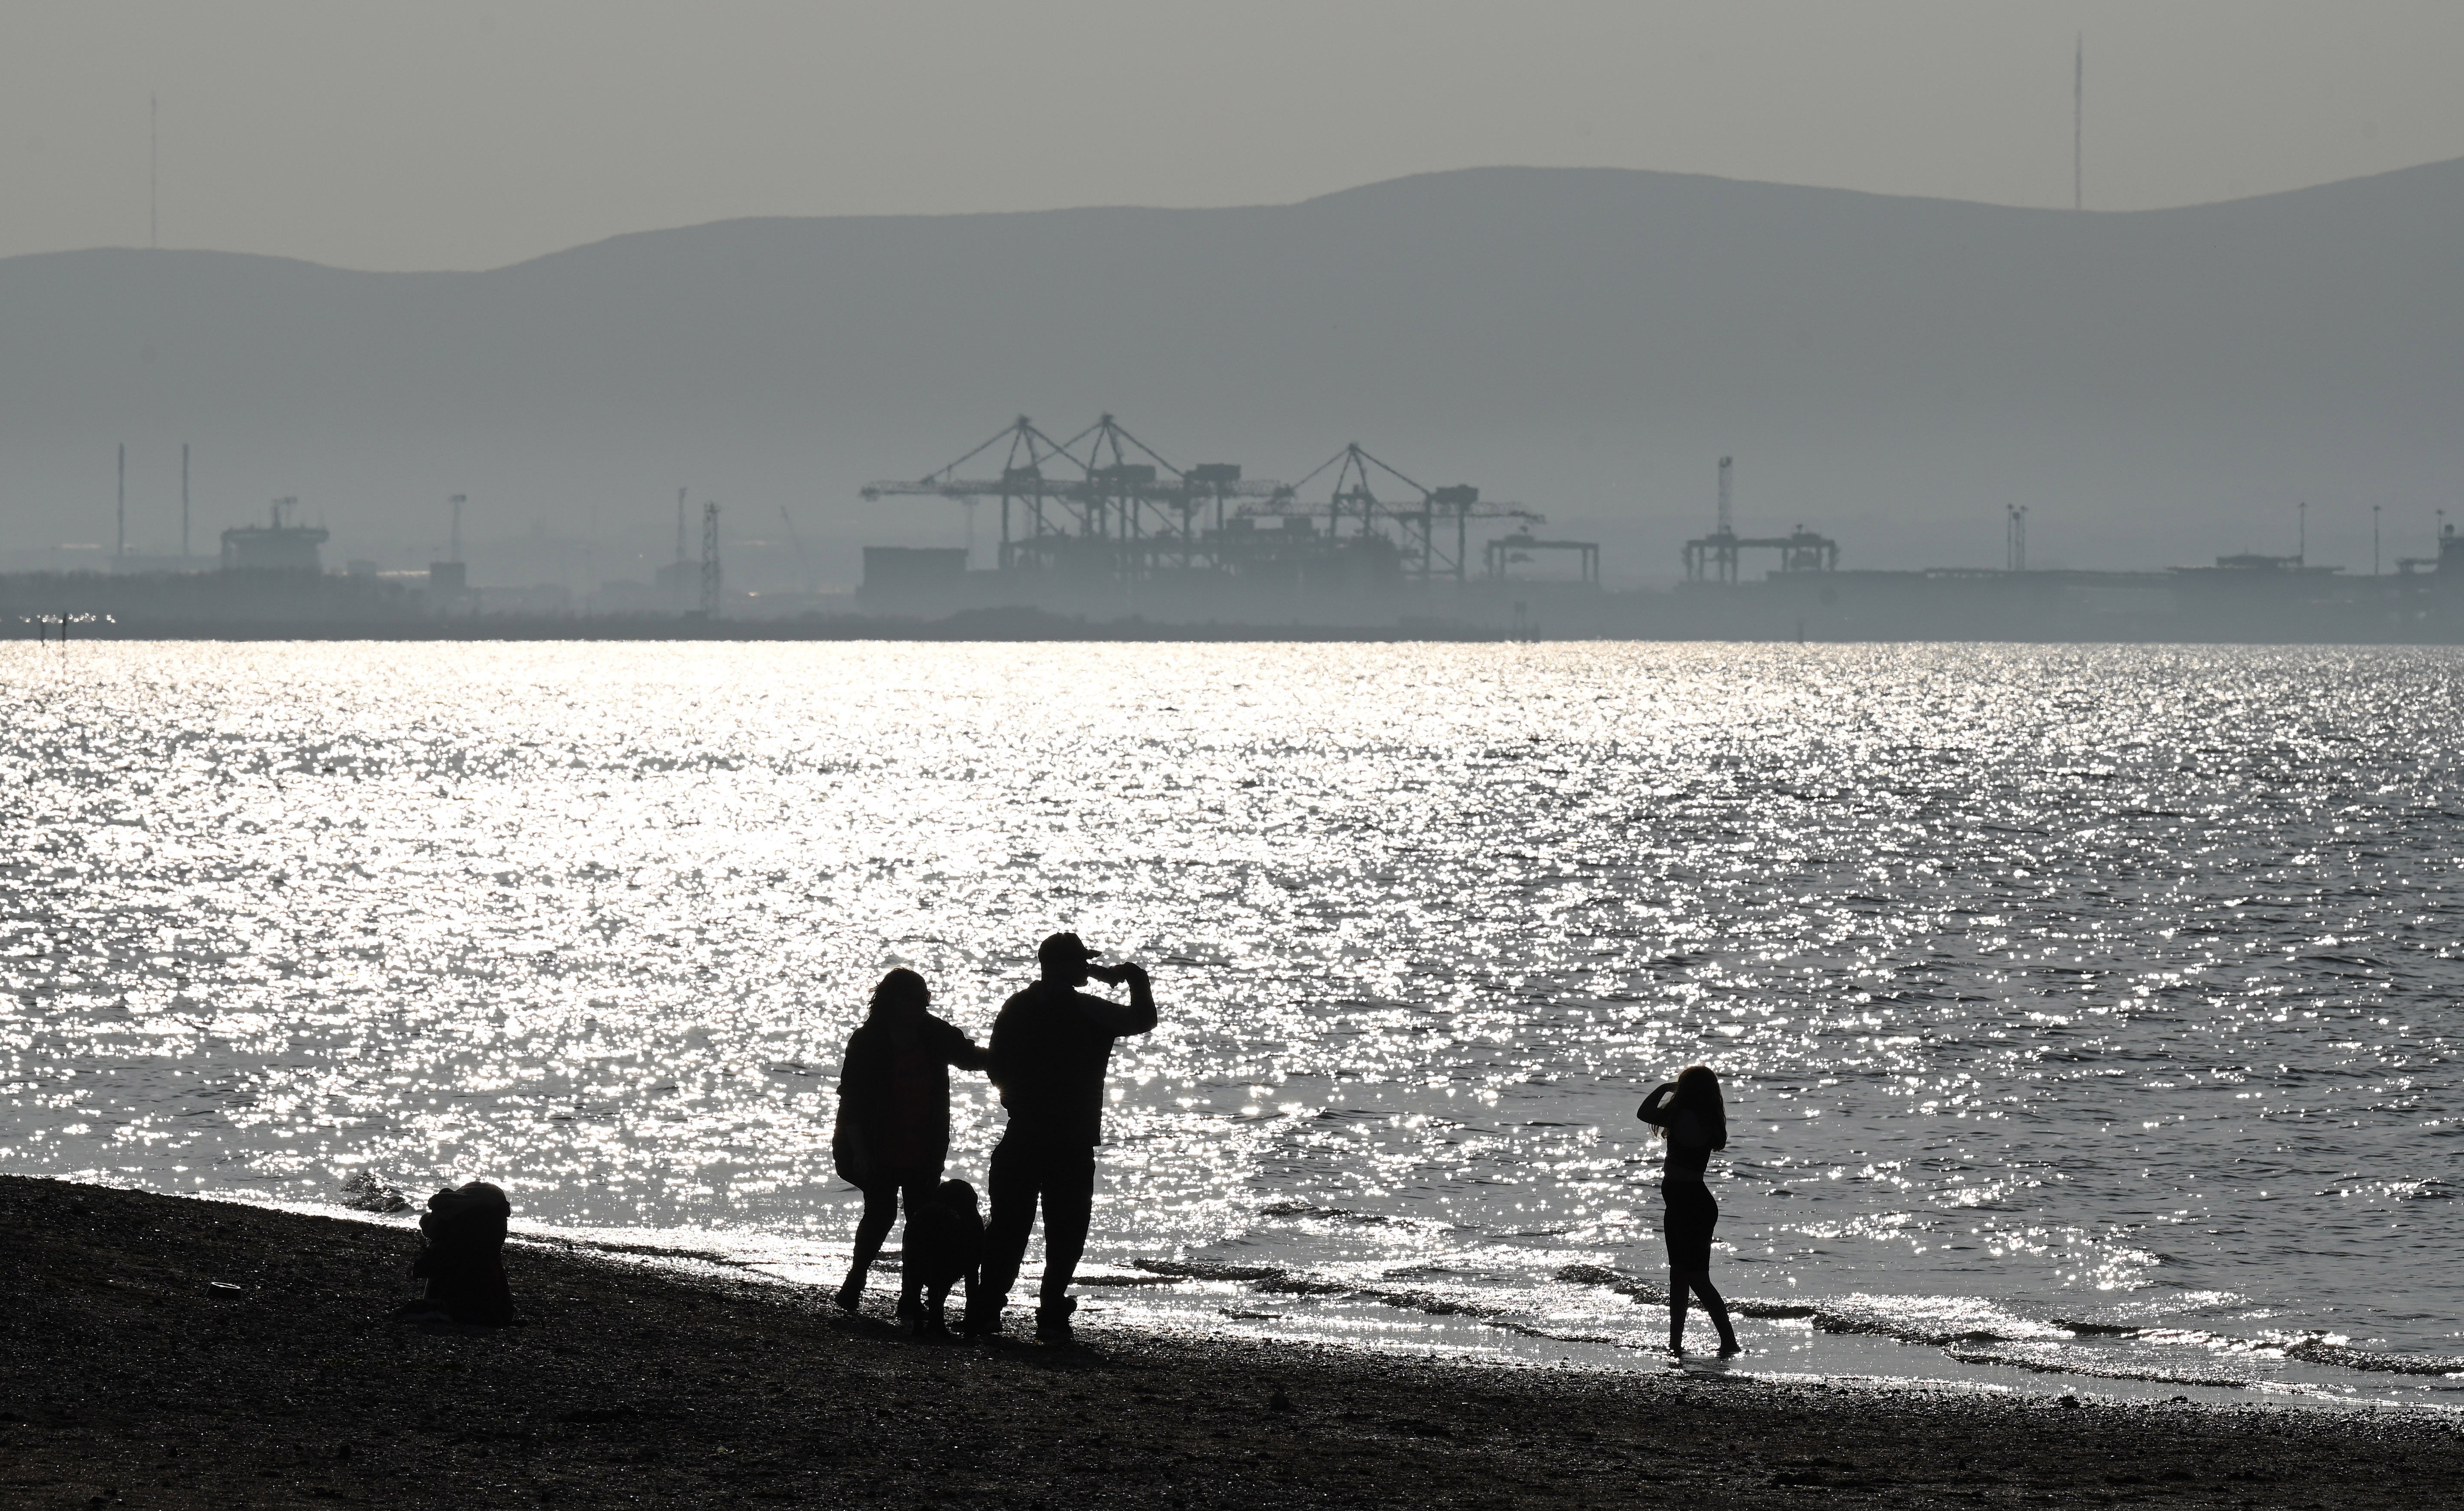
{"left": 5, "top": 642, "right": 2460, "bottom": 1405}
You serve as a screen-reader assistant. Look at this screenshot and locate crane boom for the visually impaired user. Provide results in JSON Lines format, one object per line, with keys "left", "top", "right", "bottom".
{"left": 863, "top": 477, "right": 1291, "bottom": 501}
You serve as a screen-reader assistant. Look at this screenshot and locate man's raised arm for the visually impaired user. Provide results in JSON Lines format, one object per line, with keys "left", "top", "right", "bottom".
{"left": 1077, "top": 962, "right": 1157, "bottom": 1035}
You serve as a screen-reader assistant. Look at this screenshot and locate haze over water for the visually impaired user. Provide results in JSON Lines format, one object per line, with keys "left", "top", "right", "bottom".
{"left": 4, "top": 642, "right": 2459, "bottom": 1405}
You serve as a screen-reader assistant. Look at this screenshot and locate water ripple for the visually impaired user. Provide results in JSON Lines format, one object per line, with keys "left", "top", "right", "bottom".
{"left": 4, "top": 641, "right": 2460, "bottom": 1399}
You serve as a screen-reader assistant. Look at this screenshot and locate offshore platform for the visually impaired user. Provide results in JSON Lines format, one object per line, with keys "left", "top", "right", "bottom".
{"left": 858, "top": 415, "right": 1593, "bottom": 621}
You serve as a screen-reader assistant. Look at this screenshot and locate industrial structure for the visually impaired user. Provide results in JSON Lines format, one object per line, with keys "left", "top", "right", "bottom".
{"left": 427, "top": 493, "right": 471, "bottom": 603}
{"left": 699, "top": 500, "right": 722, "bottom": 617}
{"left": 220, "top": 497, "right": 328, "bottom": 573}
{"left": 1484, "top": 533, "right": 1600, "bottom": 584}
{"left": 1681, "top": 455, "right": 1840, "bottom": 582}
{"left": 30, "top": 418, "right": 2464, "bottom": 643}
{"left": 859, "top": 415, "right": 1575, "bottom": 615}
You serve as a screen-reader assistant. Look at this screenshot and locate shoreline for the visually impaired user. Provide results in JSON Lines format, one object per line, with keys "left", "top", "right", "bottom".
{"left": 18, "top": 620, "right": 2464, "bottom": 647}
{"left": 170, "top": 1186, "right": 2461, "bottom": 1414}
{"left": 5, "top": 1176, "right": 2459, "bottom": 1508}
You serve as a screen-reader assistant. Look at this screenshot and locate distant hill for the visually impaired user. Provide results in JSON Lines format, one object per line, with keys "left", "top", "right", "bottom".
{"left": 5, "top": 161, "right": 2461, "bottom": 584}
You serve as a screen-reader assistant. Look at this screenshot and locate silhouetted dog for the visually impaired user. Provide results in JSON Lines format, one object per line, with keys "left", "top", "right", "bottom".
{"left": 898, "top": 1179, "right": 983, "bottom": 1335}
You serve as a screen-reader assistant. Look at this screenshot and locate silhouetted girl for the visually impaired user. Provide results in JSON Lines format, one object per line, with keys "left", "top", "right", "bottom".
{"left": 832, "top": 968, "right": 990, "bottom": 1318}
{"left": 1638, "top": 1064, "right": 1740, "bottom": 1357}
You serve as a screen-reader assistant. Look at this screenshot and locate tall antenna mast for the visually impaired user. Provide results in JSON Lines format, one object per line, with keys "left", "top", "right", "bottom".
{"left": 1717, "top": 456, "right": 1733, "bottom": 536}
{"left": 2074, "top": 35, "right": 2084, "bottom": 212}
{"left": 181, "top": 442, "right": 190, "bottom": 557}
{"left": 700, "top": 501, "right": 722, "bottom": 616}
{"left": 117, "top": 442, "right": 127, "bottom": 560}
{"left": 780, "top": 504, "right": 816, "bottom": 594}
{"left": 150, "top": 95, "right": 159, "bottom": 249}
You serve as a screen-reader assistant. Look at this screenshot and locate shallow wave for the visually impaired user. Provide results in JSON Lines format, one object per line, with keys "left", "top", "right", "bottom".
{"left": 2281, "top": 1340, "right": 2464, "bottom": 1377}
{"left": 1138, "top": 1257, "right": 2464, "bottom": 1386}
{"left": 1254, "top": 1201, "right": 1425, "bottom": 1228}
{"left": 1135, "top": 1257, "right": 1515, "bottom": 1315}
{"left": 2051, "top": 1321, "right": 2464, "bottom": 1378}
{"left": 1554, "top": 1264, "right": 2068, "bottom": 1346}
{"left": 1943, "top": 1342, "right": 2270, "bottom": 1390}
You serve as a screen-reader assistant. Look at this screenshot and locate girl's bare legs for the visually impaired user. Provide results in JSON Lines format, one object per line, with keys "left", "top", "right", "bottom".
{"left": 1692, "top": 1275, "right": 1741, "bottom": 1355}
{"left": 1668, "top": 1270, "right": 1741, "bottom": 1355}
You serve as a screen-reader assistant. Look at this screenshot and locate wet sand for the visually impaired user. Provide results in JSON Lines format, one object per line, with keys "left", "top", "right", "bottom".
{"left": 3, "top": 1175, "right": 2456, "bottom": 1509}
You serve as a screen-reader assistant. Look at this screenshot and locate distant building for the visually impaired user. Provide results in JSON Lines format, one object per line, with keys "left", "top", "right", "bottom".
{"left": 474, "top": 583, "right": 572, "bottom": 617}
{"left": 2396, "top": 523, "right": 2464, "bottom": 585}
{"left": 220, "top": 498, "right": 328, "bottom": 573}
{"left": 592, "top": 579, "right": 665, "bottom": 614}
{"left": 861, "top": 547, "right": 969, "bottom": 601}
{"left": 108, "top": 552, "right": 218, "bottom": 575}
{"left": 653, "top": 559, "right": 702, "bottom": 605}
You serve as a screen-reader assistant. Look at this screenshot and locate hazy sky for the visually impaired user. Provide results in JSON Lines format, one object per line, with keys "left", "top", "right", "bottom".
{"left": 6, "top": 1, "right": 2464, "bottom": 271}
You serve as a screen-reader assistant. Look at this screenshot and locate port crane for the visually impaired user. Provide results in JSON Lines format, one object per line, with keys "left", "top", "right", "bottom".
{"left": 861, "top": 414, "right": 1289, "bottom": 574}
{"left": 1681, "top": 455, "right": 1839, "bottom": 582}
{"left": 864, "top": 417, "right": 1564, "bottom": 588}
{"left": 1236, "top": 442, "right": 1542, "bottom": 584}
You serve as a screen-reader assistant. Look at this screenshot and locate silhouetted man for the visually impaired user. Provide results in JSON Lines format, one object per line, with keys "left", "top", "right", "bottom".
{"left": 964, "top": 932, "right": 1156, "bottom": 1343}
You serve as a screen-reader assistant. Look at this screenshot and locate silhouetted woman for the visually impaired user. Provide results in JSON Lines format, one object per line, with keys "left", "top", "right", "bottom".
{"left": 1637, "top": 1064, "right": 1740, "bottom": 1357}
{"left": 833, "top": 968, "right": 990, "bottom": 1317}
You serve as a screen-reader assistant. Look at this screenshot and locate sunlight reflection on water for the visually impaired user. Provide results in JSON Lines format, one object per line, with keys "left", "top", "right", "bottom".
{"left": 4, "top": 641, "right": 2461, "bottom": 1401}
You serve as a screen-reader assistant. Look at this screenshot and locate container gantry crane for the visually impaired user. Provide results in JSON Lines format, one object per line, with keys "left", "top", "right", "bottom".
{"left": 1238, "top": 442, "right": 1544, "bottom": 583}
{"left": 861, "top": 414, "right": 1289, "bottom": 576}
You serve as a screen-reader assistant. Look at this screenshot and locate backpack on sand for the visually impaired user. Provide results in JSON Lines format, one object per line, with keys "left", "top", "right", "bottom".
{"left": 406, "top": 1180, "right": 516, "bottom": 1326}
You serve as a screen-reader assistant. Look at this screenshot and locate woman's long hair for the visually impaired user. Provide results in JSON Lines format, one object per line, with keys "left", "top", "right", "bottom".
{"left": 1652, "top": 1064, "right": 1728, "bottom": 1150}
{"left": 867, "top": 967, "right": 928, "bottom": 1019}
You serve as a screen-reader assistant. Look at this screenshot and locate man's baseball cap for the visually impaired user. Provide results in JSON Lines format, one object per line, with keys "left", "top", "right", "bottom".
{"left": 1038, "top": 932, "right": 1101, "bottom": 969}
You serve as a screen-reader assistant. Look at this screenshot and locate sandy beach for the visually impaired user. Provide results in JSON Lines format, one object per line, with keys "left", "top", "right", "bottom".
{"left": 2, "top": 1176, "right": 2457, "bottom": 1509}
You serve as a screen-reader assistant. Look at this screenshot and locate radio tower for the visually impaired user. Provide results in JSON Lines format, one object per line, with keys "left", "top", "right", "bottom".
{"left": 672, "top": 488, "right": 688, "bottom": 604}
{"left": 700, "top": 501, "right": 721, "bottom": 617}
{"left": 2074, "top": 35, "right": 2084, "bottom": 212}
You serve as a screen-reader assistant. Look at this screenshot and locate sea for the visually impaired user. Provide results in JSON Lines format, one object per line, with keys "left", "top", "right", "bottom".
{"left": 5, "top": 640, "right": 2459, "bottom": 1409}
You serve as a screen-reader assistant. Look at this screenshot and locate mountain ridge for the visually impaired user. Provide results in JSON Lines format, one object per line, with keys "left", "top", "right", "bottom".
{"left": 17, "top": 155, "right": 2464, "bottom": 278}
{"left": 5, "top": 159, "right": 2459, "bottom": 580}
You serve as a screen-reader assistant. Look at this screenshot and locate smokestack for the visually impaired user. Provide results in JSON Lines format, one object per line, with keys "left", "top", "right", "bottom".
{"left": 2074, "top": 35, "right": 2084, "bottom": 212}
